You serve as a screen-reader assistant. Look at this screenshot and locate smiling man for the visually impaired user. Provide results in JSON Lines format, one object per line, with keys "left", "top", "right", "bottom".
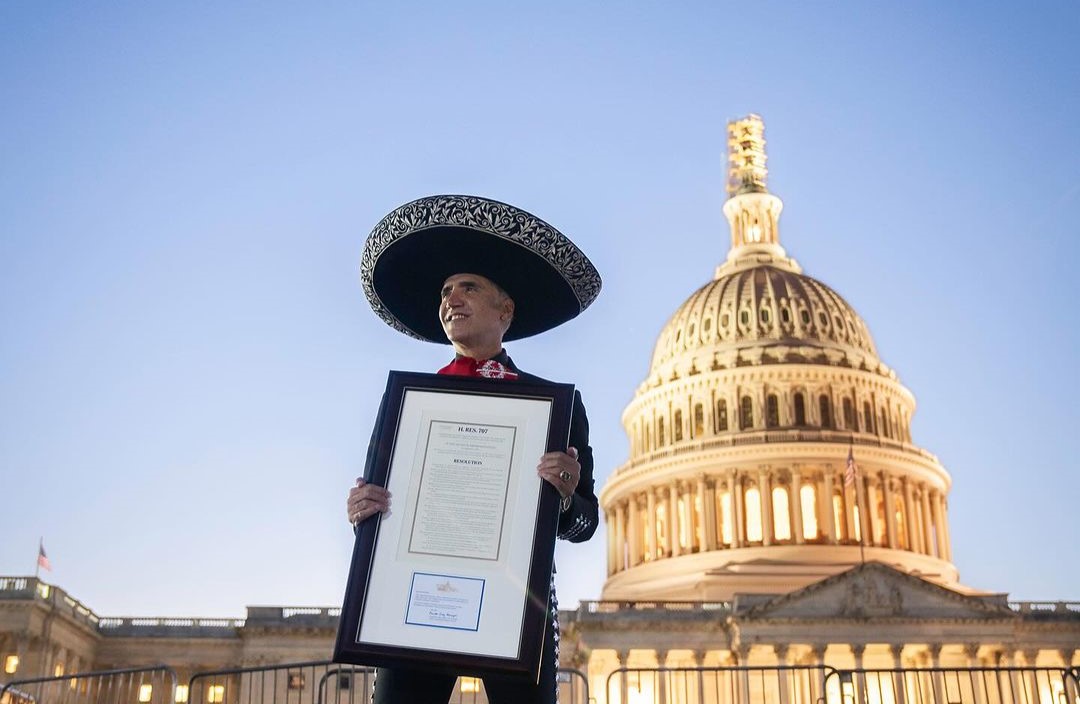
{"left": 345, "top": 194, "right": 602, "bottom": 704}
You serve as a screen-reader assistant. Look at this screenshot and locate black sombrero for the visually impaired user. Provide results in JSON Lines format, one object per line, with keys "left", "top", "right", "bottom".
{"left": 361, "top": 194, "right": 601, "bottom": 342}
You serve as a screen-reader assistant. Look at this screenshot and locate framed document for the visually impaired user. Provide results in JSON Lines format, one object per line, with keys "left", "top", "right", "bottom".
{"left": 333, "top": 370, "right": 575, "bottom": 680}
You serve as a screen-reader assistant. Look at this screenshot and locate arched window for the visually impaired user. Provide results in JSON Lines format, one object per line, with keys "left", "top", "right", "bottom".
{"left": 719, "top": 491, "right": 733, "bottom": 546}
{"left": 879, "top": 407, "right": 890, "bottom": 439}
{"left": 740, "top": 396, "right": 754, "bottom": 430}
{"left": 745, "top": 487, "right": 763, "bottom": 542}
{"left": 819, "top": 395, "right": 833, "bottom": 429}
{"left": 657, "top": 417, "right": 666, "bottom": 447}
{"left": 766, "top": 394, "right": 780, "bottom": 428}
{"left": 863, "top": 401, "right": 875, "bottom": 434}
{"left": 716, "top": 399, "right": 729, "bottom": 432}
{"left": 673, "top": 409, "right": 683, "bottom": 442}
{"left": 772, "top": 486, "right": 791, "bottom": 541}
{"left": 693, "top": 404, "right": 705, "bottom": 438}
{"left": 832, "top": 492, "right": 846, "bottom": 541}
{"left": 800, "top": 484, "right": 819, "bottom": 540}
{"left": 842, "top": 397, "right": 856, "bottom": 430}
{"left": 794, "top": 393, "right": 806, "bottom": 426}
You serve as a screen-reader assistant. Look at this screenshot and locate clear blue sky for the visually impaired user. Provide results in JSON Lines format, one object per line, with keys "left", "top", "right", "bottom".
{"left": 2, "top": 2, "right": 1078, "bottom": 617}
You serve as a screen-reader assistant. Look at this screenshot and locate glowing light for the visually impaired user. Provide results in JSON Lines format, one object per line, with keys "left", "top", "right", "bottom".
{"left": 174, "top": 685, "right": 190, "bottom": 703}
{"left": 138, "top": 684, "right": 153, "bottom": 702}
{"left": 3, "top": 655, "right": 18, "bottom": 674}
{"left": 460, "top": 677, "right": 481, "bottom": 693}
{"left": 207, "top": 684, "right": 225, "bottom": 703}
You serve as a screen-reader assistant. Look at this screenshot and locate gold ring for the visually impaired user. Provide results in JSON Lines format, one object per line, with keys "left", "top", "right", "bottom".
{"left": 559, "top": 470, "right": 572, "bottom": 483}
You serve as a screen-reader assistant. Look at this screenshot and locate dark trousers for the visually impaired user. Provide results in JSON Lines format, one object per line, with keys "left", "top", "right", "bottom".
{"left": 371, "top": 613, "right": 559, "bottom": 704}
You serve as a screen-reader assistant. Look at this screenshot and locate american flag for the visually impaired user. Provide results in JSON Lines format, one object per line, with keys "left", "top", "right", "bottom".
{"left": 37, "top": 540, "right": 51, "bottom": 572}
{"left": 844, "top": 446, "right": 857, "bottom": 487}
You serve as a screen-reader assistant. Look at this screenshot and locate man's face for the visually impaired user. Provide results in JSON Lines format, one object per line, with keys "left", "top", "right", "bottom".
{"left": 439, "top": 273, "right": 514, "bottom": 352}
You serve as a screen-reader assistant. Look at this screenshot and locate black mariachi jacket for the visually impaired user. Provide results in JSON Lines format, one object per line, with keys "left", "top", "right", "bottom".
{"left": 359, "top": 350, "right": 599, "bottom": 544}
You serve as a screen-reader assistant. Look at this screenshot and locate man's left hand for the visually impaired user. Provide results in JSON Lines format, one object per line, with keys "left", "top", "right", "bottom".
{"left": 538, "top": 446, "right": 580, "bottom": 498}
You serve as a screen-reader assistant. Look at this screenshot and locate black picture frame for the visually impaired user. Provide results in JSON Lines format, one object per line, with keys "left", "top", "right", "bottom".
{"left": 333, "top": 370, "right": 575, "bottom": 681}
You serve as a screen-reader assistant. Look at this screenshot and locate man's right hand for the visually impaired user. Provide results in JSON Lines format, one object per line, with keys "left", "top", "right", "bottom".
{"left": 346, "top": 477, "right": 391, "bottom": 525}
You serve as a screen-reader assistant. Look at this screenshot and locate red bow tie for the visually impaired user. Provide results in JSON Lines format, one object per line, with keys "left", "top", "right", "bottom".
{"left": 438, "top": 357, "right": 519, "bottom": 379}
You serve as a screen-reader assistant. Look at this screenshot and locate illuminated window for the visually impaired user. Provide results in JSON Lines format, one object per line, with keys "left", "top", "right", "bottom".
{"left": 673, "top": 410, "right": 683, "bottom": 442}
{"left": 819, "top": 395, "right": 833, "bottom": 429}
{"left": 460, "top": 677, "right": 481, "bottom": 693}
{"left": 719, "top": 492, "right": 733, "bottom": 545}
{"left": 716, "top": 400, "right": 728, "bottom": 431}
{"left": 745, "top": 487, "right": 762, "bottom": 542}
{"left": 739, "top": 396, "right": 753, "bottom": 430}
{"left": 793, "top": 393, "right": 806, "bottom": 426}
{"left": 765, "top": 394, "right": 779, "bottom": 428}
{"left": 139, "top": 684, "right": 153, "bottom": 702}
{"left": 832, "top": 494, "right": 846, "bottom": 540}
{"left": 800, "top": 484, "right": 819, "bottom": 540}
{"left": 53, "top": 662, "right": 64, "bottom": 677}
{"left": 4, "top": 655, "right": 18, "bottom": 674}
{"left": 208, "top": 685, "right": 225, "bottom": 703}
{"left": 175, "top": 685, "right": 190, "bottom": 703}
{"left": 772, "top": 486, "right": 791, "bottom": 540}
{"left": 693, "top": 404, "right": 704, "bottom": 437}
{"left": 287, "top": 673, "right": 305, "bottom": 690}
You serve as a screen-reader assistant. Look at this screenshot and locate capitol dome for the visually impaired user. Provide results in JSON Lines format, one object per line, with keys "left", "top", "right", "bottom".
{"left": 600, "top": 116, "right": 961, "bottom": 601}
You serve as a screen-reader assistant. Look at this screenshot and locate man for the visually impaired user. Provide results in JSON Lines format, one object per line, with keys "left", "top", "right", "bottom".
{"left": 346, "top": 194, "right": 602, "bottom": 703}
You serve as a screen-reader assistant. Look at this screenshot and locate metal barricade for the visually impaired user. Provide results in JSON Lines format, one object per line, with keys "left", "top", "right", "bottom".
{"left": 188, "top": 661, "right": 375, "bottom": 704}
{"left": 0, "top": 665, "right": 177, "bottom": 704}
{"left": 606, "top": 665, "right": 837, "bottom": 704}
{"left": 186, "top": 660, "right": 586, "bottom": 704}
{"left": 822, "top": 667, "right": 1080, "bottom": 704}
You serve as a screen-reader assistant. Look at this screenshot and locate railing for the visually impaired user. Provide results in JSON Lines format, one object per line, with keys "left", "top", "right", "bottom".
{"left": 607, "top": 665, "right": 836, "bottom": 704}
{"left": 1008, "top": 601, "right": 1080, "bottom": 617}
{"left": 604, "top": 666, "right": 1080, "bottom": 704}
{"left": 0, "top": 665, "right": 177, "bottom": 704}
{"left": 823, "top": 666, "right": 1080, "bottom": 704}
{"left": 186, "top": 660, "right": 588, "bottom": 704}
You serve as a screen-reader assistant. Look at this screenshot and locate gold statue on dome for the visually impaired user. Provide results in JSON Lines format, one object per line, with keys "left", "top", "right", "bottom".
{"left": 726, "top": 113, "right": 769, "bottom": 196}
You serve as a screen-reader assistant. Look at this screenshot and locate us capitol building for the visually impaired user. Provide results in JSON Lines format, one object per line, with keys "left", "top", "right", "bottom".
{"left": 2, "top": 116, "right": 1077, "bottom": 702}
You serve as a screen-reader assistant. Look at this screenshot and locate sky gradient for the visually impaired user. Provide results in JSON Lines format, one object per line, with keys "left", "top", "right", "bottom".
{"left": 2, "top": 2, "right": 1078, "bottom": 618}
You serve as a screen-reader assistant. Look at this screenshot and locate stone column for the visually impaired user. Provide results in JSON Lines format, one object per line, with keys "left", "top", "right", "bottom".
{"left": 668, "top": 483, "right": 681, "bottom": 557}
{"left": 920, "top": 486, "right": 934, "bottom": 557}
{"left": 733, "top": 471, "right": 746, "bottom": 548}
{"left": 851, "top": 643, "right": 867, "bottom": 704}
{"left": 646, "top": 489, "right": 658, "bottom": 562}
{"left": 655, "top": 649, "right": 669, "bottom": 704}
{"left": 703, "top": 478, "right": 718, "bottom": 551}
{"left": 928, "top": 644, "right": 945, "bottom": 704}
{"left": 615, "top": 649, "right": 631, "bottom": 704}
{"left": 628, "top": 496, "right": 642, "bottom": 567}
{"left": 606, "top": 509, "right": 616, "bottom": 575}
{"left": 822, "top": 471, "right": 836, "bottom": 543}
{"left": 939, "top": 494, "right": 953, "bottom": 561}
{"left": 964, "top": 644, "right": 986, "bottom": 704}
{"left": 695, "top": 476, "right": 707, "bottom": 551}
{"left": 858, "top": 476, "right": 872, "bottom": 547}
{"left": 844, "top": 469, "right": 858, "bottom": 542}
{"left": 890, "top": 644, "right": 908, "bottom": 704}
{"left": 791, "top": 468, "right": 805, "bottom": 544}
{"left": 902, "top": 476, "right": 918, "bottom": 552}
{"left": 931, "top": 491, "right": 947, "bottom": 559}
{"left": 614, "top": 501, "right": 627, "bottom": 571}
{"left": 761, "top": 469, "right": 775, "bottom": 546}
{"left": 775, "top": 645, "right": 793, "bottom": 704}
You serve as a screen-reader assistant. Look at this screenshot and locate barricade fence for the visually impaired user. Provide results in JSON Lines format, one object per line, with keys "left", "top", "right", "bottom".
{"left": 823, "top": 667, "right": 1080, "bottom": 704}
{"left": 187, "top": 661, "right": 588, "bottom": 704}
{"left": 0, "top": 665, "right": 177, "bottom": 704}
{"left": 606, "top": 665, "right": 838, "bottom": 704}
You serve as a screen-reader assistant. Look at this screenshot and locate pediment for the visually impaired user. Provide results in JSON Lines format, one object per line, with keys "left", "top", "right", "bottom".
{"left": 739, "top": 562, "right": 1014, "bottom": 621}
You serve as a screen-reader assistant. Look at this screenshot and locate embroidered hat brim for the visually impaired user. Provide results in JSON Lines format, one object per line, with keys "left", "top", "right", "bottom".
{"left": 361, "top": 194, "right": 601, "bottom": 342}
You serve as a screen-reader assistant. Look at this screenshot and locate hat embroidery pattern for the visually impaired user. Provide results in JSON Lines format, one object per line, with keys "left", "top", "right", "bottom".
{"left": 361, "top": 195, "right": 602, "bottom": 340}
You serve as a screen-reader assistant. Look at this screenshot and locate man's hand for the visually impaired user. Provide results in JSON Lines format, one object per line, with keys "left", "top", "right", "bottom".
{"left": 537, "top": 446, "right": 580, "bottom": 499}
{"left": 346, "top": 477, "right": 391, "bottom": 525}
